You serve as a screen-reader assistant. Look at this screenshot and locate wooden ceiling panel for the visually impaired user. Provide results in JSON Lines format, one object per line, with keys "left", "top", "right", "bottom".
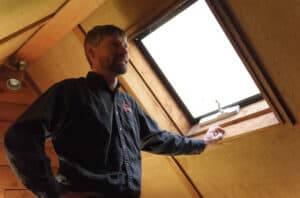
{"left": 27, "top": 31, "right": 89, "bottom": 92}
{"left": 0, "top": 0, "right": 66, "bottom": 40}
{"left": 176, "top": 126, "right": 300, "bottom": 198}
{"left": 80, "top": 0, "right": 181, "bottom": 38}
{"left": 15, "top": 0, "right": 107, "bottom": 64}
{"left": 141, "top": 155, "right": 199, "bottom": 197}
{"left": 0, "top": 25, "right": 42, "bottom": 64}
{"left": 223, "top": 0, "right": 300, "bottom": 122}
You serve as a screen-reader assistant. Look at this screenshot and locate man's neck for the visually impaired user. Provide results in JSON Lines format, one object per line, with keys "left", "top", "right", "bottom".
{"left": 92, "top": 70, "right": 118, "bottom": 91}
{"left": 102, "top": 75, "right": 118, "bottom": 91}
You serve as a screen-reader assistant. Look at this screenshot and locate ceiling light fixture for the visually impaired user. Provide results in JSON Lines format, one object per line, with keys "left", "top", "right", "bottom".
{"left": 4, "top": 57, "right": 28, "bottom": 90}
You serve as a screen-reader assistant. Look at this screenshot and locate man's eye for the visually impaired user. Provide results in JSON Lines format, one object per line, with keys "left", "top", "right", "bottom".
{"left": 112, "top": 43, "right": 118, "bottom": 47}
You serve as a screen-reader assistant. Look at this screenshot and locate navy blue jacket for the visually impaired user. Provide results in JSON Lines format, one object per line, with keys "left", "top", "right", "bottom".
{"left": 4, "top": 72, "right": 206, "bottom": 197}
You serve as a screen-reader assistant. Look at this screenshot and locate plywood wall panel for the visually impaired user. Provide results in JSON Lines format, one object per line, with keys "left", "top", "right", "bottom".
{"left": 223, "top": 0, "right": 300, "bottom": 121}
{"left": 27, "top": 31, "right": 90, "bottom": 92}
{"left": 16, "top": 0, "right": 107, "bottom": 63}
{"left": 176, "top": 125, "right": 300, "bottom": 198}
{"left": 81, "top": 0, "right": 181, "bottom": 37}
{"left": 0, "top": 25, "right": 42, "bottom": 64}
{"left": 0, "top": 0, "right": 66, "bottom": 40}
{"left": 141, "top": 154, "right": 199, "bottom": 198}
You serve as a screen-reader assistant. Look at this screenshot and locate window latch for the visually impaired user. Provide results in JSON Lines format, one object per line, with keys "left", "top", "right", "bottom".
{"left": 216, "top": 100, "right": 224, "bottom": 114}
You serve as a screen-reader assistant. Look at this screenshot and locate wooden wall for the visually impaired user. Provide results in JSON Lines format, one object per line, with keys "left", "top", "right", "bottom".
{"left": 175, "top": 0, "right": 300, "bottom": 197}
{"left": 1, "top": 0, "right": 300, "bottom": 197}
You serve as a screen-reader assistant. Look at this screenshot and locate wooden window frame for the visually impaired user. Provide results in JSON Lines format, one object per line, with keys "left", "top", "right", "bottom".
{"left": 205, "top": 0, "right": 294, "bottom": 125}
{"left": 186, "top": 100, "right": 279, "bottom": 137}
{"left": 129, "top": 0, "right": 294, "bottom": 138}
{"left": 134, "top": 0, "right": 264, "bottom": 123}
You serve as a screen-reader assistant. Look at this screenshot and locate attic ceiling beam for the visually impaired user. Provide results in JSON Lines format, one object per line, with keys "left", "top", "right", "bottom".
{"left": 15, "top": 0, "right": 107, "bottom": 63}
{"left": 0, "top": 15, "right": 51, "bottom": 46}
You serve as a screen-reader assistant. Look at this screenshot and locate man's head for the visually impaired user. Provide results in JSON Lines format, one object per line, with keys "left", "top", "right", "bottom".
{"left": 84, "top": 25, "right": 129, "bottom": 76}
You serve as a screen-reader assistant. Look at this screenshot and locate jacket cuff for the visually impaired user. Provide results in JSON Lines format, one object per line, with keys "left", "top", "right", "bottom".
{"left": 190, "top": 139, "right": 206, "bottom": 154}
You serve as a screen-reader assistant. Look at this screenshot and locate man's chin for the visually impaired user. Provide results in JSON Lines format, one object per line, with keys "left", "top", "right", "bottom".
{"left": 113, "top": 65, "right": 127, "bottom": 75}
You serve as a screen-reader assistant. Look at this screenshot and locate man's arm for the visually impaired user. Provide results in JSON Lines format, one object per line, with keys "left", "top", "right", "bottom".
{"left": 136, "top": 102, "right": 224, "bottom": 155}
{"left": 3, "top": 81, "right": 71, "bottom": 198}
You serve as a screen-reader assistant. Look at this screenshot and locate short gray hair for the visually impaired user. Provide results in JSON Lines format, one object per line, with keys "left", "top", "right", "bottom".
{"left": 84, "top": 25, "right": 126, "bottom": 66}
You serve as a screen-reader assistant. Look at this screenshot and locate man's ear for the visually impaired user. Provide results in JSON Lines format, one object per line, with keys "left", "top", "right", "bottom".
{"left": 85, "top": 45, "right": 96, "bottom": 62}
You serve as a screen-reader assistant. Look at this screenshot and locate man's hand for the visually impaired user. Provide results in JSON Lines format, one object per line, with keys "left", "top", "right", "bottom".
{"left": 203, "top": 125, "right": 225, "bottom": 145}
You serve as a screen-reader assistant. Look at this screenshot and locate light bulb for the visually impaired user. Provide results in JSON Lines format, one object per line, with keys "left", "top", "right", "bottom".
{"left": 7, "top": 78, "right": 22, "bottom": 90}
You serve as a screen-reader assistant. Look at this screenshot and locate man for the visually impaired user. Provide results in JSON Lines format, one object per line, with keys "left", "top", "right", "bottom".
{"left": 4, "top": 25, "right": 225, "bottom": 198}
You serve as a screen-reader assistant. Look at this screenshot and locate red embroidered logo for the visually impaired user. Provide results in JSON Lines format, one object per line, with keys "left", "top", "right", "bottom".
{"left": 123, "top": 103, "right": 132, "bottom": 113}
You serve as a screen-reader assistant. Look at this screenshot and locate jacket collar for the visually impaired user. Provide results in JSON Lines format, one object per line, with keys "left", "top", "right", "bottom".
{"left": 86, "top": 71, "right": 121, "bottom": 93}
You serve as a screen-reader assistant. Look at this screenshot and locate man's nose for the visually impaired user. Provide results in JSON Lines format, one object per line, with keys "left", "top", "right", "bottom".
{"left": 119, "top": 46, "right": 128, "bottom": 55}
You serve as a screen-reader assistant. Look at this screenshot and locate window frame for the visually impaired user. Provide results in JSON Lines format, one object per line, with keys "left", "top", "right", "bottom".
{"left": 130, "top": 0, "right": 295, "bottom": 137}
{"left": 135, "top": 0, "right": 265, "bottom": 124}
{"left": 205, "top": 0, "right": 294, "bottom": 125}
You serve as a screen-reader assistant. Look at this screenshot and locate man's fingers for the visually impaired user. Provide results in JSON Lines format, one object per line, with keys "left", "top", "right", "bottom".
{"left": 204, "top": 125, "right": 226, "bottom": 145}
{"left": 211, "top": 127, "right": 225, "bottom": 136}
{"left": 215, "top": 126, "right": 225, "bottom": 134}
{"left": 215, "top": 132, "right": 223, "bottom": 140}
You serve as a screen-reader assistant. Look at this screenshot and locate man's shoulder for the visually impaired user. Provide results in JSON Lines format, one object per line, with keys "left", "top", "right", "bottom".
{"left": 52, "top": 77, "right": 85, "bottom": 88}
{"left": 44, "top": 77, "right": 86, "bottom": 95}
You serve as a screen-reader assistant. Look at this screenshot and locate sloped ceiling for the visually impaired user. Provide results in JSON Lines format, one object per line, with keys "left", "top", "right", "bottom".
{"left": 0, "top": 0, "right": 66, "bottom": 63}
{"left": 0, "top": 25, "right": 40, "bottom": 63}
{"left": 0, "top": 0, "right": 67, "bottom": 124}
{"left": 0, "top": 0, "right": 300, "bottom": 198}
{"left": 0, "top": 0, "right": 66, "bottom": 40}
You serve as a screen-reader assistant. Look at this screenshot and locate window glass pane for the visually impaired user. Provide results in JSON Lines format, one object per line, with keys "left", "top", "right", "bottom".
{"left": 141, "top": 0, "right": 260, "bottom": 118}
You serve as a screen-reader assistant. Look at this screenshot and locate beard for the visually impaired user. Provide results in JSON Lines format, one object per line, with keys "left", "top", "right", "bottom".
{"left": 100, "top": 55, "right": 128, "bottom": 75}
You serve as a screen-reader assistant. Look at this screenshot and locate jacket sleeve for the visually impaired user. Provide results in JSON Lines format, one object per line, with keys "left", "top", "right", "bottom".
{"left": 136, "top": 102, "right": 206, "bottom": 155}
{"left": 3, "top": 81, "right": 72, "bottom": 198}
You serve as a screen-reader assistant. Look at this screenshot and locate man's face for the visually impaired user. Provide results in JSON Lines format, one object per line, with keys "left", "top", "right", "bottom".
{"left": 90, "top": 34, "right": 129, "bottom": 75}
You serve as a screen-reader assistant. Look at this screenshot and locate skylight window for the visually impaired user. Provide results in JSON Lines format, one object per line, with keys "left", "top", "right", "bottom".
{"left": 136, "top": 0, "right": 261, "bottom": 120}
